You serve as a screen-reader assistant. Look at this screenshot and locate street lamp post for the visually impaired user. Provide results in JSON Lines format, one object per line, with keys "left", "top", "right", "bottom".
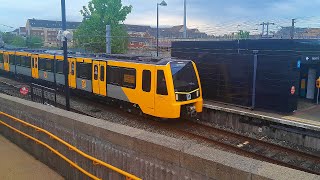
{"left": 157, "top": 0, "right": 167, "bottom": 57}
{"left": 61, "top": 0, "right": 70, "bottom": 111}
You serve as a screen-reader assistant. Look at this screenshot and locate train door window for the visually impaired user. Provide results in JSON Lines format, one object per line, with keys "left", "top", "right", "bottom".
{"left": 122, "top": 68, "right": 136, "bottom": 89}
{"left": 142, "top": 70, "right": 151, "bottom": 92}
{"left": 100, "top": 65, "right": 105, "bottom": 81}
{"left": 157, "top": 70, "right": 168, "bottom": 95}
{"left": 71, "top": 62, "right": 75, "bottom": 75}
{"left": 94, "top": 64, "right": 98, "bottom": 80}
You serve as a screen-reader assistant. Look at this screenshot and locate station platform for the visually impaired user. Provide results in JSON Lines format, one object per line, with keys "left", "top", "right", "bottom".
{"left": 204, "top": 100, "right": 320, "bottom": 130}
{"left": 0, "top": 135, "right": 63, "bottom": 180}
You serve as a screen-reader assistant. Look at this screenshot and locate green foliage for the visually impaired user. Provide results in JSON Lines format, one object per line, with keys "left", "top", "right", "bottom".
{"left": 0, "top": 32, "right": 43, "bottom": 48}
{"left": 237, "top": 30, "right": 250, "bottom": 39}
{"left": 11, "top": 36, "right": 26, "bottom": 47}
{"left": 2, "top": 32, "right": 16, "bottom": 44}
{"left": 74, "top": 0, "right": 132, "bottom": 53}
{"left": 26, "top": 36, "right": 44, "bottom": 48}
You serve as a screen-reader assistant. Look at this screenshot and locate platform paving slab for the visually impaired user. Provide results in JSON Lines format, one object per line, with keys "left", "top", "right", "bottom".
{"left": 0, "top": 135, "right": 63, "bottom": 180}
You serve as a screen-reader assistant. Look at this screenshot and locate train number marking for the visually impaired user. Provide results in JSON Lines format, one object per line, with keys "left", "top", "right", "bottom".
{"left": 82, "top": 80, "right": 86, "bottom": 89}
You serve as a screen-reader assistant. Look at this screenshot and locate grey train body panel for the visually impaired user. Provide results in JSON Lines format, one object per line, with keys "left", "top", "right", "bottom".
{"left": 76, "top": 78, "right": 92, "bottom": 92}
{"left": 56, "top": 74, "right": 65, "bottom": 85}
{"left": 39, "top": 70, "right": 54, "bottom": 82}
{"left": 16, "top": 66, "right": 31, "bottom": 76}
{"left": 107, "top": 84, "right": 129, "bottom": 102}
{"left": 9, "top": 65, "right": 15, "bottom": 73}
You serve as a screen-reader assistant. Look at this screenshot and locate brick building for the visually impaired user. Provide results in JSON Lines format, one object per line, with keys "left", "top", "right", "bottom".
{"left": 25, "top": 19, "right": 81, "bottom": 47}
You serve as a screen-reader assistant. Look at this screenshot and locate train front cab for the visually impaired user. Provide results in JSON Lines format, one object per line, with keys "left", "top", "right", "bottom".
{"left": 153, "top": 60, "right": 203, "bottom": 118}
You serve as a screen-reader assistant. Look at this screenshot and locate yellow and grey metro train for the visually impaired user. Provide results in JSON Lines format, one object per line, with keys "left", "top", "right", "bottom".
{"left": 0, "top": 50, "right": 203, "bottom": 118}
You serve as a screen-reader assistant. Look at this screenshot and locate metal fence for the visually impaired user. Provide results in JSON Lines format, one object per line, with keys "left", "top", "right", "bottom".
{"left": 30, "top": 83, "right": 57, "bottom": 106}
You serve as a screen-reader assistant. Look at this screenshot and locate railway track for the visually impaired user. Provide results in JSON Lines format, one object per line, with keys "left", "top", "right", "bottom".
{"left": 169, "top": 121, "right": 320, "bottom": 175}
{"left": 1, "top": 77, "right": 320, "bottom": 175}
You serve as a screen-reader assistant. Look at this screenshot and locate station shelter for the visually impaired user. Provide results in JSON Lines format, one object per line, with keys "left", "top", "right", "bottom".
{"left": 299, "top": 55, "right": 320, "bottom": 103}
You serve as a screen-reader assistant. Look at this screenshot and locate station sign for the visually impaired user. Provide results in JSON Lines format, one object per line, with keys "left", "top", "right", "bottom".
{"left": 20, "top": 86, "right": 29, "bottom": 96}
{"left": 302, "top": 56, "right": 320, "bottom": 64}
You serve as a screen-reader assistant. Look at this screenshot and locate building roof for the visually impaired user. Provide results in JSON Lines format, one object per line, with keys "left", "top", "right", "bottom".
{"left": 27, "top": 19, "right": 81, "bottom": 29}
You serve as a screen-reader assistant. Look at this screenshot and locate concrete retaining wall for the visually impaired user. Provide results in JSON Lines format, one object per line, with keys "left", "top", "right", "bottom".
{"left": 202, "top": 104, "right": 320, "bottom": 151}
{"left": 0, "top": 93, "right": 318, "bottom": 180}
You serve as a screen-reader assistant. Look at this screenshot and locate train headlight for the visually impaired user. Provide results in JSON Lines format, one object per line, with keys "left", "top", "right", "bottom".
{"left": 176, "top": 94, "right": 179, "bottom": 101}
{"left": 196, "top": 90, "right": 199, "bottom": 97}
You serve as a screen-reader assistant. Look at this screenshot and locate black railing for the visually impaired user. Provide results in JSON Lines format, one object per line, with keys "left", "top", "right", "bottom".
{"left": 31, "top": 83, "right": 57, "bottom": 106}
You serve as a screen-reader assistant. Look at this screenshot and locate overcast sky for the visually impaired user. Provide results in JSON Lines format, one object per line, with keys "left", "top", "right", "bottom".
{"left": 1, "top": 0, "right": 320, "bottom": 35}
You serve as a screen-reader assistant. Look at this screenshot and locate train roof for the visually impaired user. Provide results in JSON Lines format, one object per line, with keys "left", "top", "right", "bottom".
{"left": 1, "top": 49, "right": 192, "bottom": 65}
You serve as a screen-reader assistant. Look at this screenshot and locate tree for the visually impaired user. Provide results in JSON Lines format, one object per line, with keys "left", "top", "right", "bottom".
{"left": 26, "top": 36, "right": 43, "bottom": 48}
{"left": 237, "top": 30, "right": 250, "bottom": 39}
{"left": 11, "top": 36, "right": 26, "bottom": 47}
{"left": 2, "top": 32, "right": 15, "bottom": 44}
{"left": 74, "top": 0, "right": 132, "bottom": 53}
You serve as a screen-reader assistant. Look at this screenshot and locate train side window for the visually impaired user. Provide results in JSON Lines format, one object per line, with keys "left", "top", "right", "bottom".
{"left": 100, "top": 65, "right": 105, "bottom": 81}
{"left": 107, "top": 66, "right": 121, "bottom": 85}
{"left": 0, "top": 54, "right": 3, "bottom": 63}
{"left": 45, "top": 59, "right": 53, "bottom": 72}
{"left": 9, "top": 55, "right": 15, "bottom": 65}
{"left": 56, "top": 61, "right": 63, "bottom": 74}
{"left": 77, "top": 62, "right": 92, "bottom": 80}
{"left": 122, "top": 68, "right": 136, "bottom": 89}
{"left": 38, "top": 58, "right": 46, "bottom": 70}
{"left": 157, "top": 70, "right": 168, "bottom": 95}
{"left": 16, "top": 56, "right": 21, "bottom": 66}
{"left": 142, "top": 70, "right": 151, "bottom": 92}
{"left": 94, "top": 65, "right": 98, "bottom": 80}
{"left": 25, "top": 57, "right": 31, "bottom": 68}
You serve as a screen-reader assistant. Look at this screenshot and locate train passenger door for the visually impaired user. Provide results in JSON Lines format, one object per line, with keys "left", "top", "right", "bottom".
{"left": 68, "top": 58, "right": 76, "bottom": 88}
{"left": 154, "top": 68, "right": 173, "bottom": 118}
{"left": 3, "top": 53, "right": 9, "bottom": 71}
{"left": 31, "top": 55, "right": 39, "bottom": 78}
{"left": 92, "top": 60, "right": 107, "bottom": 96}
{"left": 140, "top": 68, "right": 155, "bottom": 115}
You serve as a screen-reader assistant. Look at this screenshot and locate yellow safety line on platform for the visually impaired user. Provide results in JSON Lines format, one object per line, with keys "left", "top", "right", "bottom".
{"left": 282, "top": 116, "right": 320, "bottom": 127}
{"left": 0, "top": 112, "right": 142, "bottom": 180}
{"left": 0, "top": 120, "right": 101, "bottom": 180}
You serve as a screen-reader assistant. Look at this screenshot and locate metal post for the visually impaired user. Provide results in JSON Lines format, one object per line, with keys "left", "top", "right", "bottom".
{"left": 61, "top": 0, "right": 70, "bottom": 111}
{"left": 252, "top": 50, "right": 258, "bottom": 109}
{"left": 291, "top": 19, "right": 296, "bottom": 39}
{"left": 183, "top": 0, "right": 187, "bottom": 38}
{"left": 317, "top": 87, "right": 319, "bottom": 105}
{"left": 157, "top": 4, "right": 159, "bottom": 57}
{"left": 106, "top": 25, "right": 111, "bottom": 54}
{"left": 266, "top": 23, "right": 269, "bottom": 38}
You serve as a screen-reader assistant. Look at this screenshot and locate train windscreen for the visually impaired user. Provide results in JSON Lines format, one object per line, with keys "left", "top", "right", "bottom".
{"left": 170, "top": 61, "right": 199, "bottom": 92}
